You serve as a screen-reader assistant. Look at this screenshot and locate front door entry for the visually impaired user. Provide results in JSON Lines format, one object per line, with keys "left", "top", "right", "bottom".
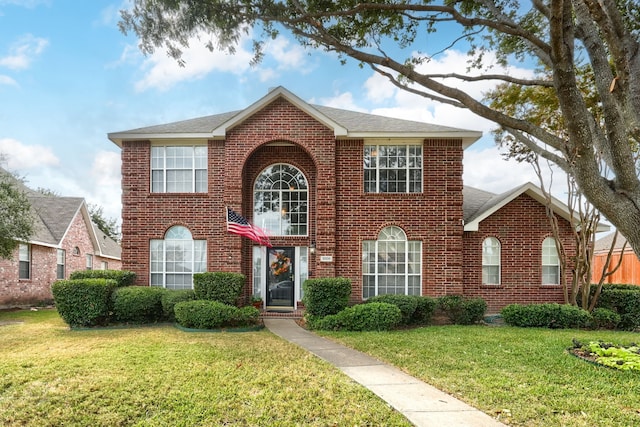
{"left": 266, "top": 247, "right": 295, "bottom": 308}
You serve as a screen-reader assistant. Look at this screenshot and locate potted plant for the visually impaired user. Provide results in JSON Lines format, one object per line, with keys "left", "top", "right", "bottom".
{"left": 250, "top": 295, "right": 263, "bottom": 309}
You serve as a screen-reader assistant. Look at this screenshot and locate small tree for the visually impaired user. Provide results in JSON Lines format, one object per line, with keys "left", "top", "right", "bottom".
{"left": 88, "top": 203, "right": 121, "bottom": 242}
{"left": 0, "top": 169, "right": 34, "bottom": 259}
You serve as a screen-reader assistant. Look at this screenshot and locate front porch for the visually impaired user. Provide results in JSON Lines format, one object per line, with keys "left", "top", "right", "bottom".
{"left": 259, "top": 308, "right": 305, "bottom": 319}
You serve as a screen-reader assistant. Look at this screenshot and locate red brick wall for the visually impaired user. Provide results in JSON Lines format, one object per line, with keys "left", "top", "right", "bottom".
{"left": 462, "top": 194, "right": 576, "bottom": 313}
{"left": 0, "top": 212, "right": 121, "bottom": 308}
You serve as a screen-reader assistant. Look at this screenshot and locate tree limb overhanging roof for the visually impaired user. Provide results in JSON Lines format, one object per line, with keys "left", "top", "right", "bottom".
{"left": 108, "top": 86, "right": 482, "bottom": 148}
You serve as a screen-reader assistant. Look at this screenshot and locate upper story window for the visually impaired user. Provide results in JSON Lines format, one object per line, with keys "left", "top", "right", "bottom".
{"left": 254, "top": 164, "right": 308, "bottom": 236}
{"left": 542, "top": 237, "right": 560, "bottom": 285}
{"left": 151, "top": 146, "right": 207, "bottom": 193}
{"left": 364, "top": 144, "right": 422, "bottom": 193}
{"left": 19, "top": 243, "right": 30, "bottom": 280}
{"left": 482, "top": 237, "right": 501, "bottom": 285}
{"left": 362, "top": 226, "right": 422, "bottom": 298}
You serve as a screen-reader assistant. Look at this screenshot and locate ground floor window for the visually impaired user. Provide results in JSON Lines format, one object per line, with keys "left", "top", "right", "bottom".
{"left": 362, "top": 226, "right": 421, "bottom": 298}
{"left": 542, "top": 236, "right": 560, "bottom": 284}
{"left": 56, "top": 249, "right": 65, "bottom": 280}
{"left": 150, "top": 225, "right": 206, "bottom": 290}
{"left": 19, "top": 244, "right": 30, "bottom": 280}
{"left": 86, "top": 254, "right": 93, "bottom": 270}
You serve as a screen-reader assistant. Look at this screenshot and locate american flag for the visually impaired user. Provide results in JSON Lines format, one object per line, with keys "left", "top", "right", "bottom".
{"left": 226, "top": 207, "right": 272, "bottom": 247}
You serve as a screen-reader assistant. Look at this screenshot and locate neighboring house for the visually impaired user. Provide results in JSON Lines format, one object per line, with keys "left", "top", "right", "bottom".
{"left": 109, "top": 86, "right": 589, "bottom": 313}
{"left": 592, "top": 233, "right": 640, "bottom": 285}
{"left": 0, "top": 170, "right": 122, "bottom": 308}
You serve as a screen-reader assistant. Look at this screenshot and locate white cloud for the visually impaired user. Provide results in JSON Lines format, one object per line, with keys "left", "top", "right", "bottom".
{"left": 0, "top": 138, "right": 59, "bottom": 169}
{"left": 0, "top": 34, "right": 49, "bottom": 70}
{"left": 312, "top": 91, "right": 367, "bottom": 112}
{"left": 0, "top": 75, "right": 17, "bottom": 86}
{"left": 87, "top": 151, "right": 122, "bottom": 222}
{"left": 134, "top": 35, "right": 254, "bottom": 92}
{"left": 264, "top": 37, "right": 309, "bottom": 71}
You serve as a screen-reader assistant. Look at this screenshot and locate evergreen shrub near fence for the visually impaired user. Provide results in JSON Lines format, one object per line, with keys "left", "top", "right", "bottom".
{"left": 302, "top": 277, "right": 351, "bottom": 317}
{"left": 69, "top": 270, "right": 136, "bottom": 287}
{"left": 501, "top": 303, "right": 592, "bottom": 329}
{"left": 194, "top": 272, "right": 245, "bottom": 306}
{"left": 112, "top": 286, "right": 166, "bottom": 323}
{"left": 596, "top": 288, "right": 640, "bottom": 330}
{"left": 51, "top": 279, "right": 117, "bottom": 327}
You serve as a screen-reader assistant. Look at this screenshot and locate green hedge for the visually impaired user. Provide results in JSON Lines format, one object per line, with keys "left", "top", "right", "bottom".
{"left": 69, "top": 270, "right": 136, "bottom": 287}
{"left": 112, "top": 286, "right": 166, "bottom": 323}
{"left": 366, "top": 294, "right": 418, "bottom": 325}
{"left": 590, "top": 308, "right": 621, "bottom": 330}
{"left": 161, "top": 290, "right": 196, "bottom": 321}
{"left": 412, "top": 296, "right": 438, "bottom": 325}
{"left": 595, "top": 289, "right": 640, "bottom": 330}
{"left": 438, "top": 295, "right": 487, "bottom": 325}
{"left": 174, "top": 300, "right": 260, "bottom": 329}
{"left": 312, "top": 303, "right": 402, "bottom": 331}
{"left": 52, "top": 278, "right": 117, "bottom": 327}
{"left": 501, "top": 303, "right": 592, "bottom": 329}
{"left": 302, "top": 277, "right": 351, "bottom": 317}
{"left": 193, "top": 272, "right": 245, "bottom": 306}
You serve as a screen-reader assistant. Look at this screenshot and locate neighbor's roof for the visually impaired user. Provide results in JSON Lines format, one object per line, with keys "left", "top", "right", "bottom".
{"left": 594, "top": 232, "right": 632, "bottom": 254}
{"left": 462, "top": 182, "right": 610, "bottom": 233}
{"left": 0, "top": 167, "right": 121, "bottom": 259}
{"left": 108, "top": 86, "right": 482, "bottom": 148}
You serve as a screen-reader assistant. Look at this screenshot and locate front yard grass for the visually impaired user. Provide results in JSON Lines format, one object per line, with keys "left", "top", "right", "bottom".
{"left": 318, "top": 325, "right": 640, "bottom": 426}
{"left": 0, "top": 309, "right": 410, "bottom": 426}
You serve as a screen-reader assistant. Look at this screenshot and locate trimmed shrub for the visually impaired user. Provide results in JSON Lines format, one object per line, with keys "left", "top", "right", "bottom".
{"left": 314, "top": 303, "right": 402, "bottom": 331}
{"left": 590, "top": 308, "right": 621, "bottom": 330}
{"left": 438, "top": 295, "right": 487, "bottom": 325}
{"left": 366, "top": 294, "right": 418, "bottom": 325}
{"left": 302, "top": 277, "right": 351, "bottom": 317}
{"left": 230, "top": 306, "right": 261, "bottom": 327}
{"left": 193, "top": 272, "right": 245, "bottom": 306}
{"left": 161, "top": 290, "right": 196, "bottom": 321}
{"left": 69, "top": 270, "right": 136, "bottom": 287}
{"left": 112, "top": 286, "right": 166, "bottom": 323}
{"left": 174, "top": 300, "right": 237, "bottom": 329}
{"left": 52, "top": 279, "right": 117, "bottom": 327}
{"left": 501, "top": 303, "right": 592, "bottom": 329}
{"left": 411, "top": 296, "right": 438, "bottom": 325}
{"left": 596, "top": 289, "right": 640, "bottom": 330}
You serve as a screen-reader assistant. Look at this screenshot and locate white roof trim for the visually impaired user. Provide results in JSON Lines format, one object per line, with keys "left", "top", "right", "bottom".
{"left": 108, "top": 134, "right": 213, "bottom": 147}
{"left": 211, "top": 86, "right": 348, "bottom": 137}
{"left": 464, "top": 182, "right": 610, "bottom": 232}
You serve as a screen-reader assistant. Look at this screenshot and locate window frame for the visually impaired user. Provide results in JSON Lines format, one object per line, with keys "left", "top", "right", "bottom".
{"left": 253, "top": 163, "right": 309, "bottom": 237}
{"left": 541, "top": 237, "right": 561, "bottom": 285}
{"left": 56, "top": 249, "right": 65, "bottom": 280}
{"left": 86, "top": 254, "right": 93, "bottom": 270}
{"left": 363, "top": 143, "right": 423, "bottom": 193}
{"left": 151, "top": 145, "right": 208, "bottom": 194}
{"left": 19, "top": 243, "right": 30, "bottom": 280}
{"left": 362, "top": 226, "right": 422, "bottom": 298}
{"left": 482, "top": 237, "right": 501, "bottom": 285}
{"left": 150, "top": 225, "right": 207, "bottom": 290}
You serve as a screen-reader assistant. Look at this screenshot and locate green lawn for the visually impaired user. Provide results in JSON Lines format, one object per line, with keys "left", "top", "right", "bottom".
{"left": 0, "top": 309, "right": 410, "bottom": 426}
{"left": 318, "top": 325, "right": 640, "bottom": 426}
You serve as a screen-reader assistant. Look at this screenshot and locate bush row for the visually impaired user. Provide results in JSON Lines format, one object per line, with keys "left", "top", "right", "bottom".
{"left": 51, "top": 272, "right": 258, "bottom": 329}
{"left": 69, "top": 269, "right": 136, "bottom": 287}
{"left": 500, "top": 303, "right": 624, "bottom": 329}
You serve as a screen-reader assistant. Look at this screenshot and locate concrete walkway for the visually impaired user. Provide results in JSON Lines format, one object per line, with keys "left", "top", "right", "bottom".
{"left": 264, "top": 318, "right": 505, "bottom": 427}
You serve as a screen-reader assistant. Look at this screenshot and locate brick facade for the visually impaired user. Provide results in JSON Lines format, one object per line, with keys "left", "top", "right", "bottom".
{"left": 0, "top": 212, "right": 122, "bottom": 308}
{"left": 116, "top": 89, "right": 576, "bottom": 313}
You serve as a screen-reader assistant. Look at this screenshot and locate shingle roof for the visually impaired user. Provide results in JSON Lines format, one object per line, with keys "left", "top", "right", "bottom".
{"left": 594, "top": 232, "right": 631, "bottom": 254}
{"left": 108, "top": 86, "right": 482, "bottom": 146}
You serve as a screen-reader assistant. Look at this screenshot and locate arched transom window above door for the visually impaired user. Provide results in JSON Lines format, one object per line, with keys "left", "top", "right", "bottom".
{"left": 254, "top": 164, "right": 308, "bottom": 236}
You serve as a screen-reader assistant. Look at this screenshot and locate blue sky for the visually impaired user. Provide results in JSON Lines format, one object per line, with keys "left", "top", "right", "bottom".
{"left": 0, "top": 0, "right": 552, "bottom": 223}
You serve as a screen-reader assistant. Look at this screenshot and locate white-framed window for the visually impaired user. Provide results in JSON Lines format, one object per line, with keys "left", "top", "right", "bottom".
{"left": 364, "top": 144, "right": 422, "bottom": 193}
{"left": 542, "top": 237, "right": 560, "bottom": 284}
{"left": 56, "top": 249, "right": 65, "bottom": 280}
{"left": 101, "top": 261, "right": 108, "bottom": 270}
{"left": 362, "top": 226, "right": 421, "bottom": 298}
{"left": 150, "top": 225, "right": 207, "bottom": 290}
{"left": 482, "top": 237, "right": 501, "bottom": 285}
{"left": 19, "top": 244, "right": 30, "bottom": 280}
{"left": 86, "top": 254, "right": 93, "bottom": 270}
{"left": 151, "top": 145, "right": 207, "bottom": 193}
{"left": 253, "top": 164, "right": 308, "bottom": 236}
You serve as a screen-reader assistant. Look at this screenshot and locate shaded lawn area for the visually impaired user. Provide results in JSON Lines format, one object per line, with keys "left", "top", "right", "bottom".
{"left": 0, "top": 310, "right": 411, "bottom": 426}
{"left": 318, "top": 325, "right": 640, "bottom": 427}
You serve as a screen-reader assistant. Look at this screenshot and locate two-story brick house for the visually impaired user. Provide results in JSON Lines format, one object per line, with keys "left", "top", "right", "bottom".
{"left": 109, "top": 86, "right": 587, "bottom": 313}
{"left": 0, "top": 168, "right": 122, "bottom": 308}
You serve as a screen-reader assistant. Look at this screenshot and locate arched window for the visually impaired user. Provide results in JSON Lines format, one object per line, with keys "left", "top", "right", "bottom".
{"left": 362, "top": 226, "right": 422, "bottom": 298}
{"left": 253, "top": 164, "right": 308, "bottom": 236}
{"left": 542, "top": 237, "right": 560, "bottom": 284}
{"left": 150, "top": 226, "right": 206, "bottom": 289}
{"left": 482, "top": 237, "right": 501, "bottom": 285}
